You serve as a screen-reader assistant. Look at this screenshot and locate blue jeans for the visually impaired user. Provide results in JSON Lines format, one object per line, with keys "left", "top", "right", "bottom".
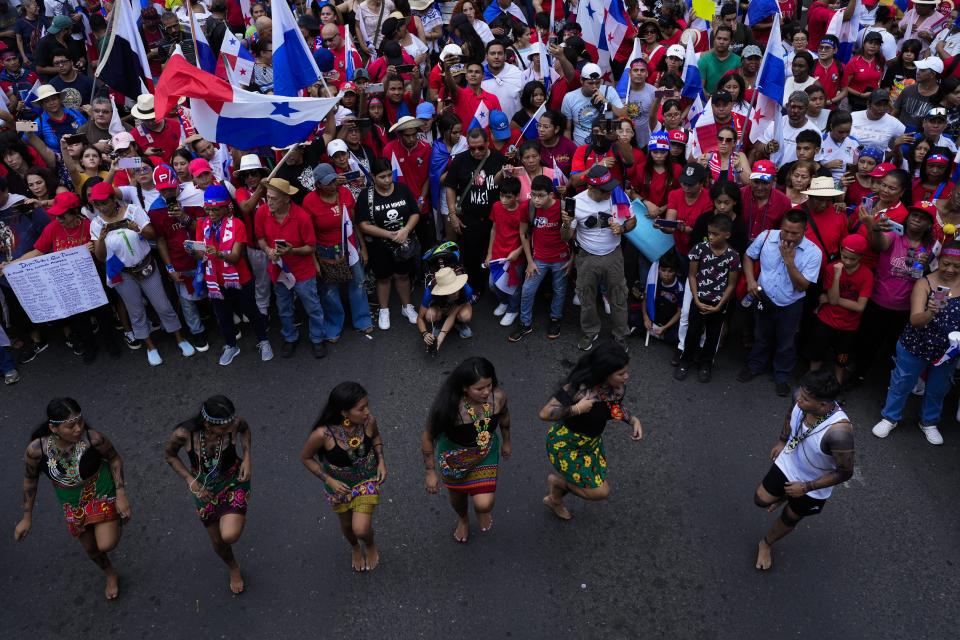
{"left": 0, "top": 346, "right": 14, "bottom": 374}
{"left": 489, "top": 271, "right": 522, "bottom": 314}
{"left": 747, "top": 298, "right": 804, "bottom": 383}
{"left": 175, "top": 271, "right": 206, "bottom": 335}
{"left": 274, "top": 277, "right": 325, "bottom": 344}
{"left": 318, "top": 260, "right": 373, "bottom": 337}
{"left": 881, "top": 341, "right": 955, "bottom": 425}
{"left": 520, "top": 259, "right": 568, "bottom": 325}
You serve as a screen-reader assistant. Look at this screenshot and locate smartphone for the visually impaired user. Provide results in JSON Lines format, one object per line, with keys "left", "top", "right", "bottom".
{"left": 844, "top": 163, "right": 857, "bottom": 175}
{"left": 118, "top": 157, "right": 142, "bottom": 169}
{"left": 448, "top": 64, "right": 464, "bottom": 74}
{"left": 861, "top": 196, "right": 875, "bottom": 214}
{"left": 353, "top": 117, "right": 372, "bottom": 130}
{"left": 887, "top": 220, "right": 904, "bottom": 235}
{"left": 563, "top": 197, "right": 576, "bottom": 215}
{"left": 655, "top": 218, "right": 680, "bottom": 229}
{"left": 343, "top": 170, "right": 363, "bottom": 181}
{"left": 64, "top": 133, "right": 85, "bottom": 145}
{"left": 15, "top": 120, "right": 38, "bottom": 132}
{"left": 183, "top": 240, "right": 207, "bottom": 252}
{"left": 274, "top": 239, "right": 289, "bottom": 249}
{"left": 364, "top": 83, "right": 384, "bottom": 94}
{"left": 548, "top": 35, "right": 558, "bottom": 46}
{"left": 394, "top": 64, "right": 415, "bottom": 73}
{"left": 934, "top": 285, "right": 950, "bottom": 304}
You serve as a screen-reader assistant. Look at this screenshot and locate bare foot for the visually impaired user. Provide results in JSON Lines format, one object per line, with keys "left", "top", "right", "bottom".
{"left": 453, "top": 518, "right": 469, "bottom": 543}
{"left": 542, "top": 495, "right": 572, "bottom": 520}
{"left": 364, "top": 544, "right": 380, "bottom": 571}
{"left": 755, "top": 540, "right": 773, "bottom": 571}
{"left": 229, "top": 565, "right": 245, "bottom": 593}
{"left": 477, "top": 512, "right": 493, "bottom": 532}
{"left": 351, "top": 546, "right": 366, "bottom": 572}
{"left": 104, "top": 569, "right": 119, "bottom": 600}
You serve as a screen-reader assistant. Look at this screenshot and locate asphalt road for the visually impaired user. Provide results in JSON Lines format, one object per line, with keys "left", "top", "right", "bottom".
{"left": 2, "top": 299, "right": 959, "bottom": 640}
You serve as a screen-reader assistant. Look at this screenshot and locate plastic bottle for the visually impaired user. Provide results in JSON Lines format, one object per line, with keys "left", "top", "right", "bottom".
{"left": 911, "top": 248, "right": 925, "bottom": 279}
{"left": 742, "top": 287, "right": 762, "bottom": 307}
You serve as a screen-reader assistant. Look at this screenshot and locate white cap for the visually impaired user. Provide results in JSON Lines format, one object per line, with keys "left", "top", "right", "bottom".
{"left": 440, "top": 43, "right": 462, "bottom": 61}
{"left": 111, "top": 132, "right": 135, "bottom": 150}
{"left": 667, "top": 44, "right": 685, "bottom": 59}
{"left": 327, "top": 139, "right": 348, "bottom": 156}
{"left": 915, "top": 56, "right": 944, "bottom": 74}
{"left": 581, "top": 63, "right": 602, "bottom": 80}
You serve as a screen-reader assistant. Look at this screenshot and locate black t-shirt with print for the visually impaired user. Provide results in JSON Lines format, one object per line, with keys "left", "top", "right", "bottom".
{"left": 442, "top": 149, "right": 507, "bottom": 224}
{"left": 355, "top": 183, "right": 418, "bottom": 246}
{"left": 688, "top": 241, "right": 741, "bottom": 305}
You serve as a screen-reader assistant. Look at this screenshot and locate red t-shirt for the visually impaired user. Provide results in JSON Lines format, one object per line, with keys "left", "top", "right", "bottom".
{"left": 740, "top": 186, "right": 792, "bottom": 241}
{"left": 843, "top": 55, "right": 882, "bottom": 96}
{"left": 570, "top": 145, "right": 624, "bottom": 184}
{"left": 253, "top": 203, "right": 318, "bottom": 282}
{"left": 383, "top": 91, "right": 419, "bottom": 127}
{"left": 489, "top": 201, "right": 524, "bottom": 260}
{"left": 331, "top": 47, "right": 363, "bottom": 90}
{"left": 666, "top": 187, "right": 714, "bottom": 256}
{"left": 816, "top": 262, "right": 874, "bottom": 331}
{"left": 130, "top": 119, "right": 181, "bottom": 161}
{"left": 803, "top": 206, "right": 848, "bottom": 278}
{"left": 806, "top": 2, "right": 835, "bottom": 49}
{"left": 428, "top": 63, "right": 444, "bottom": 97}
{"left": 633, "top": 162, "right": 682, "bottom": 208}
{"left": 538, "top": 135, "right": 578, "bottom": 179}
{"left": 196, "top": 216, "right": 253, "bottom": 285}
{"left": 382, "top": 138, "right": 431, "bottom": 204}
{"left": 367, "top": 50, "right": 416, "bottom": 83}
{"left": 912, "top": 178, "right": 953, "bottom": 204}
{"left": 235, "top": 186, "right": 266, "bottom": 243}
{"left": 843, "top": 179, "right": 873, "bottom": 209}
{"left": 547, "top": 72, "right": 580, "bottom": 113}
{"left": 149, "top": 208, "right": 196, "bottom": 271}
{"left": 302, "top": 187, "right": 355, "bottom": 247}
{"left": 445, "top": 84, "right": 502, "bottom": 134}
{"left": 813, "top": 59, "right": 844, "bottom": 101}
{"left": 33, "top": 218, "right": 90, "bottom": 254}
{"left": 531, "top": 198, "right": 569, "bottom": 263}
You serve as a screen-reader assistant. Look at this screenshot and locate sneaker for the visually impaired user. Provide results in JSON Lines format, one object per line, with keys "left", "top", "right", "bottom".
{"left": 577, "top": 334, "right": 598, "bottom": 351}
{"left": 124, "top": 332, "right": 142, "bottom": 350}
{"left": 671, "top": 348, "right": 683, "bottom": 367}
{"left": 493, "top": 302, "right": 508, "bottom": 316}
{"left": 500, "top": 311, "right": 518, "bottom": 326}
{"left": 775, "top": 382, "right": 791, "bottom": 397}
{"left": 602, "top": 295, "right": 611, "bottom": 315}
{"left": 871, "top": 418, "right": 897, "bottom": 438}
{"left": 147, "top": 349, "right": 163, "bottom": 366}
{"left": 281, "top": 341, "right": 297, "bottom": 358}
{"left": 547, "top": 319, "right": 562, "bottom": 339}
{"left": 149, "top": 322, "right": 161, "bottom": 333}
{"left": 18, "top": 340, "right": 48, "bottom": 364}
{"left": 192, "top": 333, "right": 210, "bottom": 353}
{"left": 456, "top": 322, "right": 473, "bottom": 338}
{"left": 66, "top": 339, "right": 83, "bottom": 356}
{"left": 911, "top": 378, "right": 926, "bottom": 396}
{"left": 257, "top": 340, "right": 274, "bottom": 361}
{"left": 4, "top": 369, "right": 20, "bottom": 385}
{"left": 508, "top": 324, "right": 533, "bottom": 342}
{"left": 219, "top": 345, "right": 241, "bottom": 366}
{"left": 178, "top": 340, "right": 196, "bottom": 357}
{"left": 736, "top": 367, "right": 758, "bottom": 383}
{"left": 378, "top": 309, "right": 391, "bottom": 330}
{"left": 920, "top": 424, "right": 944, "bottom": 445}
{"left": 325, "top": 335, "right": 340, "bottom": 344}
{"left": 401, "top": 304, "right": 418, "bottom": 324}
{"left": 698, "top": 363, "right": 713, "bottom": 383}
{"left": 312, "top": 342, "right": 327, "bottom": 359}
{"left": 674, "top": 363, "right": 690, "bottom": 380}
{"left": 572, "top": 293, "right": 581, "bottom": 306}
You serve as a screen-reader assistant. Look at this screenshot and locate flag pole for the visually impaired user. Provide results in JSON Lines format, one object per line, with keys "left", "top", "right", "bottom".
{"left": 186, "top": 1, "right": 201, "bottom": 70}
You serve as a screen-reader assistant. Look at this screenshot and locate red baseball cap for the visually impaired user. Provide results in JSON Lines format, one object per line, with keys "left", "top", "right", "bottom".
{"left": 153, "top": 164, "right": 178, "bottom": 190}
{"left": 869, "top": 162, "right": 895, "bottom": 178}
{"left": 841, "top": 234, "right": 868, "bottom": 255}
{"left": 47, "top": 191, "right": 81, "bottom": 216}
{"left": 89, "top": 182, "right": 116, "bottom": 202}
{"left": 927, "top": 153, "right": 950, "bottom": 166}
{"left": 750, "top": 160, "right": 777, "bottom": 182}
{"left": 668, "top": 129, "right": 687, "bottom": 144}
{"left": 909, "top": 201, "right": 938, "bottom": 220}
{"left": 188, "top": 158, "right": 213, "bottom": 177}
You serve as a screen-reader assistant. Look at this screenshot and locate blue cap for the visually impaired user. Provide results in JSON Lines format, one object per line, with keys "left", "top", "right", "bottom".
{"left": 648, "top": 132, "right": 670, "bottom": 152}
{"left": 204, "top": 184, "right": 231, "bottom": 206}
{"left": 490, "top": 110, "right": 510, "bottom": 141}
{"left": 313, "top": 48, "right": 334, "bottom": 73}
{"left": 416, "top": 102, "right": 436, "bottom": 119}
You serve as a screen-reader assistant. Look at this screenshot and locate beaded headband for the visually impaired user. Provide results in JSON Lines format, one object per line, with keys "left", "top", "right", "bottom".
{"left": 201, "top": 406, "right": 235, "bottom": 425}
{"left": 49, "top": 414, "right": 81, "bottom": 424}
{"left": 941, "top": 247, "right": 960, "bottom": 258}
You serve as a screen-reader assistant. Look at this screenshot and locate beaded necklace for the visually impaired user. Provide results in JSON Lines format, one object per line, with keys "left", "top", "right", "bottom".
{"left": 464, "top": 401, "right": 493, "bottom": 447}
{"left": 198, "top": 430, "right": 223, "bottom": 473}
{"left": 332, "top": 421, "right": 366, "bottom": 463}
{"left": 46, "top": 435, "right": 87, "bottom": 487}
{"left": 784, "top": 405, "right": 839, "bottom": 454}
{"left": 593, "top": 385, "right": 626, "bottom": 420}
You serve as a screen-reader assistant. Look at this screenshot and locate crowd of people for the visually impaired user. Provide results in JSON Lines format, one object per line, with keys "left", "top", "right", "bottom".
{"left": 4, "top": 0, "right": 960, "bottom": 599}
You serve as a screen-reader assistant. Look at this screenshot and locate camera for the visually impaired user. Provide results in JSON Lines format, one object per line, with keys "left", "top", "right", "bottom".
{"left": 584, "top": 212, "right": 612, "bottom": 229}
{"left": 563, "top": 197, "right": 576, "bottom": 215}
{"left": 603, "top": 109, "right": 615, "bottom": 133}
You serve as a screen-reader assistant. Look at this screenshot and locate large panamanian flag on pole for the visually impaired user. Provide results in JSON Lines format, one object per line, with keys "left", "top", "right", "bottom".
{"left": 576, "top": 0, "right": 634, "bottom": 73}
{"left": 155, "top": 52, "right": 340, "bottom": 149}
{"left": 272, "top": 0, "right": 321, "bottom": 96}
{"left": 95, "top": 0, "right": 153, "bottom": 98}
{"left": 749, "top": 11, "right": 786, "bottom": 143}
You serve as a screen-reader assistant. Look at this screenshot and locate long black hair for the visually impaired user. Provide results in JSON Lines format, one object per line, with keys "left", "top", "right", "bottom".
{"left": 427, "top": 357, "right": 498, "bottom": 438}
{"left": 315, "top": 382, "right": 368, "bottom": 429}
{"left": 178, "top": 395, "right": 236, "bottom": 433}
{"left": 30, "top": 397, "right": 83, "bottom": 441}
{"left": 559, "top": 342, "right": 629, "bottom": 395}
{"left": 710, "top": 179, "right": 742, "bottom": 217}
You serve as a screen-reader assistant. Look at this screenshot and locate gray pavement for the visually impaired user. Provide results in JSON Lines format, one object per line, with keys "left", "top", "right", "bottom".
{"left": 2, "top": 303, "right": 960, "bottom": 640}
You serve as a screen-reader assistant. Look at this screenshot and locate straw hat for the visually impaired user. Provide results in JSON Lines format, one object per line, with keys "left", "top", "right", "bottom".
{"left": 35, "top": 85, "right": 62, "bottom": 103}
{"left": 431, "top": 267, "right": 469, "bottom": 296}
{"left": 389, "top": 116, "right": 425, "bottom": 133}
{"left": 130, "top": 94, "right": 156, "bottom": 120}
{"left": 264, "top": 177, "right": 299, "bottom": 196}
{"left": 801, "top": 176, "right": 844, "bottom": 197}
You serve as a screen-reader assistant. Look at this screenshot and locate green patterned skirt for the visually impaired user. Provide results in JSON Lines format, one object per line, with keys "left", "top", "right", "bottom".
{"left": 545, "top": 422, "right": 607, "bottom": 489}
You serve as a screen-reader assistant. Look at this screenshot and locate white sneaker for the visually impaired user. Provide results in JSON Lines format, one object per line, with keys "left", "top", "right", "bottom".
{"left": 401, "top": 304, "right": 418, "bottom": 324}
{"left": 378, "top": 309, "right": 390, "bottom": 330}
{"left": 178, "top": 340, "right": 196, "bottom": 357}
{"left": 911, "top": 378, "right": 926, "bottom": 396}
{"left": 146, "top": 348, "right": 163, "bottom": 366}
{"left": 493, "top": 302, "right": 508, "bottom": 316}
{"left": 872, "top": 418, "right": 898, "bottom": 438}
{"left": 572, "top": 293, "right": 581, "bottom": 306}
{"left": 219, "top": 345, "right": 241, "bottom": 366}
{"left": 257, "top": 340, "right": 274, "bottom": 361}
{"left": 602, "top": 295, "right": 611, "bottom": 315}
{"left": 920, "top": 424, "right": 944, "bottom": 445}
{"left": 500, "top": 311, "right": 518, "bottom": 326}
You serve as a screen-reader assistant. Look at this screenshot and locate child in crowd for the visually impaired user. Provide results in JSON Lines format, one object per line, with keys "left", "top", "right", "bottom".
{"left": 510, "top": 175, "right": 570, "bottom": 342}
{"left": 417, "top": 266, "right": 473, "bottom": 353}
{"left": 805, "top": 234, "right": 873, "bottom": 384}
{"left": 676, "top": 216, "right": 740, "bottom": 383}
{"left": 485, "top": 177, "right": 529, "bottom": 328}
{"left": 642, "top": 251, "right": 683, "bottom": 345}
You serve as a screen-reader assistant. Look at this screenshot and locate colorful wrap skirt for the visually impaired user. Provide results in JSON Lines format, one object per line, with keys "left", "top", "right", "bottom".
{"left": 436, "top": 431, "right": 500, "bottom": 495}
{"left": 192, "top": 460, "right": 250, "bottom": 526}
{"left": 545, "top": 423, "right": 607, "bottom": 489}
{"left": 53, "top": 465, "right": 119, "bottom": 538}
{"left": 323, "top": 450, "right": 381, "bottom": 514}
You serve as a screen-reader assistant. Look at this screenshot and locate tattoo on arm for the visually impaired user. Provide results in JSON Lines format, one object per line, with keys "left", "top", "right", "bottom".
{"left": 22, "top": 442, "right": 42, "bottom": 513}
{"left": 813, "top": 425, "right": 855, "bottom": 488}
{"left": 544, "top": 398, "right": 571, "bottom": 420}
{"left": 163, "top": 428, "right": 193, "bottom": 482}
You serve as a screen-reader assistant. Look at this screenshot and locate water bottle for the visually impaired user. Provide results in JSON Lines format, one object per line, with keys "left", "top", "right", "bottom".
{"left": 741, "top": 286, "right": 762, "bottom": 308}
{"left": 911, "top": 248, "right": 925, "bottom": 279}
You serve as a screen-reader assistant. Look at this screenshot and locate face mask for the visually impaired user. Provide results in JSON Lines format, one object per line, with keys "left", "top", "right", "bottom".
{"left": 591, "top": 136, "right": 611, "bottom": 152}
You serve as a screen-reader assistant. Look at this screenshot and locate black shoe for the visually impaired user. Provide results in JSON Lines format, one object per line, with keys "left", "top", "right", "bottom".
{"left": 775, "top": 382, "right": 791, "bottom": 397}
{"left": 66, "top": 338, "right": 83, "bottom": 355}
{"left": 281, "top": 341, "right": 297, "bottom": 358}
{"left": 18, "top": 340, "right": 48, "bottom": 364}
{"left": 508, "top": 324, "right": 533, "bottom": 342}
{"left": 674, "top": 363, "right": 690, "bottom": 381}
{"left": 547, "top": 318, "right": 562, "bottom": 339}
{"left": 671, "top": 348, "right": 682, "bottom": 367}
{"left": 312, "top": 342, "right": 327, "bottom": 359}
{"left": 192, "top": 332, "right": 210, "bottom": 353}
{"left": 124, "top": 334, "right": 142, "bottom": 350}
{"left": 737, "top": 367, "right": 758, "bottom": 383}
{"left": 697, "top": 362, "right": 713, "bottom": 383}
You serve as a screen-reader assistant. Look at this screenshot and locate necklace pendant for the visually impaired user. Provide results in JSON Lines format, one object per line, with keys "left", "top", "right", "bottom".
{"left": 476, "top": 430, "right": 492, "bottom": 448}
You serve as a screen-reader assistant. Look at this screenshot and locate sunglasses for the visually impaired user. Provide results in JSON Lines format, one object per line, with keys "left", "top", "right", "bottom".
{"left": 717, "top": 136, "right": 735, "bottom": 143}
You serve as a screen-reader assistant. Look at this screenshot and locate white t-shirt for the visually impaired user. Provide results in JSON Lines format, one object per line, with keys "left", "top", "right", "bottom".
{"left": 931, "top": 29, "right": 960, "bottom": 58}
{"left": 784, "top": 76, "right": 816, "bottom": 100}
{"left": 816, "top": 133, "right": 861, "bottom": 180}
{"left": 850, "top": 110, "right": 905, "bottom": 152}
{"left": 481, "top": 63, "right": 524, "bottom": 120}
{"left": 118, "top": 185, "right": 160, "bottom": 211}
{"left": 89, "top": 204, "right": 152, "bottom": 267}
{"left": 759, "top": 116, "right": 821, "bottom": 165}
{"left": 570, "top": 190, "right": 629, "bottom": 256}
{"left": 561, "top": 86, "right": 624, "bottom": 146}
{"left": 807, "top": 109, "right": 830, "bottom": 132}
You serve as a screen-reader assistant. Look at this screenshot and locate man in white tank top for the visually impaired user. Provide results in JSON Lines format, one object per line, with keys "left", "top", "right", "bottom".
{"left": 753, "top": 370, "right": 855, "bottom": 571}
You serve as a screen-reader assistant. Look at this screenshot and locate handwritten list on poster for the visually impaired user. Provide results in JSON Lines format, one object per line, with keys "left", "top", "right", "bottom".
{"left": 4, "top": 246, "right": 107, "bottom": 323}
